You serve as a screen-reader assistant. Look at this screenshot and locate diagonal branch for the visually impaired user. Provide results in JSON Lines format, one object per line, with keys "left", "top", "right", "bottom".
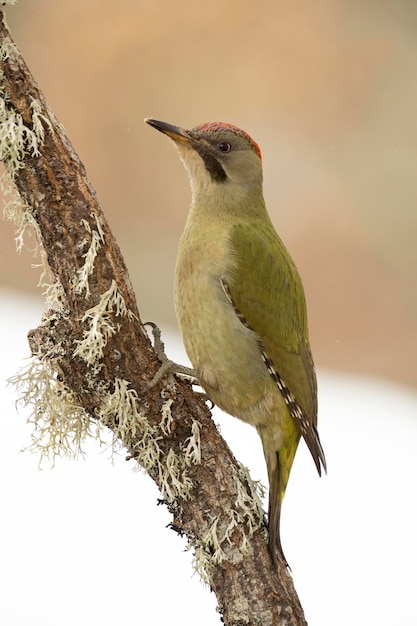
{"left": 0, "top": 10, "right": 307, "bottom": 625}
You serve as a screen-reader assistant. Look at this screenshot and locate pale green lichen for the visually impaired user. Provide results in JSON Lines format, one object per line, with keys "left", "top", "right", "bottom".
{"left": 2, "top": 173, "right": 65, "bottom": 310}
{"left": 192, "top": 462, "right": 266, "bottom": 581}
{"left": 0, "top": 45, "right": 48, "bottom": 179}
{"left": 73, "top": 279, "right": 136, "bottom": 371}
{"left": 10, "top": 338, "right": 198, "bottom": 509}
{"left": 0, "top": 77, "right": 63, "bottom": 308}
{"left": 73, "top": 213, "right": 106, "bottom": 297}
{"left": 30, "top": 98, "right": 53, "bottom": 145}
{"left": 231, "top": 463, "right": 266, "bottom": 536}
{"left": 0, "top": 97, "right": 48, "bottom": 178}
{"left": 98, "top": 377, "right": 155, "bottom": 447}
{"left": 0, "top": 40, "right": 18, "bottom": 62}
{"left": 183, "top": 419, "right": 202, "bottom": 464}
{"left": 10, "top": 355, "right": 92, "bottom": 466}
{"left": 41, "top": 273, "right": 66, "bottom": 311}
{"left": 2, "top": 174, "right": 40, "bottom": 252}
{"left": 192, "top": 513, "right": 235, "bottom": 584}
{"left": 98, "top": 378, "right": 193, "bottom": 502}
{"left": 1, "top": 37, "right": 198, "bottom": 557}
{"left": 192, "top": 544, "right": 213, "bottom": 586}
{"left": 159, "top": 397, "right": 174, "bottom": 436}
{"left": 157, "top": 397, "right": 196, "bottom": 499}
{"left": 201, "top": 508, "right": 251, "bottom": 567}
{"left": 160, "top": 447, "right": 193, "bottom": 501}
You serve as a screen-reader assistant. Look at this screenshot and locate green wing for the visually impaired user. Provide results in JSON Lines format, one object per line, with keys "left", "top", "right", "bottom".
{"left": 227, "top": 221, "right": 325, "bottom": 471}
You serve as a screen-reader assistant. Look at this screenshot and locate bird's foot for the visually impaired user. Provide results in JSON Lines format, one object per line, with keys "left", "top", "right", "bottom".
{"left": 143, "top": 322, "right": 199, "bottom": 391}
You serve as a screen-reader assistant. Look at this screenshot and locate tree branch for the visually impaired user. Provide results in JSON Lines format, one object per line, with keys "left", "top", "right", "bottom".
{"left": 0, "top": 10, "right": 307, "bottom": 625}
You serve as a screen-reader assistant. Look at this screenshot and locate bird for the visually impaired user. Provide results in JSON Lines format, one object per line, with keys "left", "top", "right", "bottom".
{"left": 144, "top": 117, "right": 326, "bottom": 567}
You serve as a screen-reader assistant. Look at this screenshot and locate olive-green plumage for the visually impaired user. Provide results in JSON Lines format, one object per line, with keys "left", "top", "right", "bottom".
{"left": 145, "top": 117, "right": 326, "bottom": 567}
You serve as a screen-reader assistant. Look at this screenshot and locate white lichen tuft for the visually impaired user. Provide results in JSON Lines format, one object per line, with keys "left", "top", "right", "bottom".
{"left": 2, "top": 174, "right": 40, "bottom": 251}
{"left": 73, "top": 213, "right": 106, "bottom": 297}
{"left": 192, "top": 462, "right": 266, "bottom": 582}
{"left": 0, "top": 53, "right": 56, "bottom": 292}
{"left": 2, "top": 173, "right": 66, "bottom": 311}
{"left": 30, "top": 98, "right": 53, "bottom": 144}
{"left": 9, "top": 355, "right": 92, "bottom": 466}
{"left": 0, "top": 96, "right": 49, "bottom": 178}
{"left": 231, "top": 463, "right": 266, "bottom": 536}
{"left": 0, "top": 40, "right": 17, "bottom": 61}
{"left": 160, "top": 397, "right": 174, "bottom": 436}
{"left": 201, "top": 508, "right": 251, "bottom": 567}
{"left": 159, "top": 448, "right": 193, "bottom": 501}
{"left": 203, "top": 516, "right": 230, "bottom": 564}
{"left": 0, "top": 91, "right": 63, "bottom": 310}
{"left": 98, "top": 378, "right": 193, "bottom": 502}
{"left": 183, "top": 419, "right": 202, "bottom": 464}
{"left": 192, "top": 544, "right": 214, "bottom": 586}
{"left": 98, "top": 377, "right": 154, "bottom": 445}
{"left": 41, "top": 273, "right": 66, "bottom": 311}
{"left": 192, "top": 514, "right": 237, "bottom": 584}
{"left": 73, "top": 279, "right": 136, "bottom": 370}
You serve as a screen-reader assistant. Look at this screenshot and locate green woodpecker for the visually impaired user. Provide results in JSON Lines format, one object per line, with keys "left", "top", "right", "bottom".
{"left": 144, "top": 118, "right": 326, "bottom": 567}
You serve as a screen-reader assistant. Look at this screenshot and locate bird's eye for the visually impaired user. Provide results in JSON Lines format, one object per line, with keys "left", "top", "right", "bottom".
{"left": 218, "top": 142, "right": 232, "bottom": 153}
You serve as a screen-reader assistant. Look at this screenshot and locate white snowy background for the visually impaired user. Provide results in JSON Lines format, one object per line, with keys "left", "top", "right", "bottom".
{"left": 1, "top": 288, "right": 416, "bottom": 625}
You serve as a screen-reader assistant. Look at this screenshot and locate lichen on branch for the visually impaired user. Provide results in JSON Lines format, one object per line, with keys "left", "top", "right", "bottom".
{"left": 0, "top": 9, "right": 308, "bottom": 624}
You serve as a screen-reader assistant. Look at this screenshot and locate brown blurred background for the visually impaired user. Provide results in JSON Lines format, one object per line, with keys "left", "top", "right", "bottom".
{"left": 1, "top": 0, "right": 416, "bottom": 388}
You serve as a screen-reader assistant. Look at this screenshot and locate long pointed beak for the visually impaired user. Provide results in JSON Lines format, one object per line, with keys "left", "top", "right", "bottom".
{"left": 144, "top": 118, "right": 191, "bottom": 144}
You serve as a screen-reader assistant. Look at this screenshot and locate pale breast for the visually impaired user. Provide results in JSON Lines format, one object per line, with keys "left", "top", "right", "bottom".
{"left": 174, "top": 223, "right": 277, "bottom": 423}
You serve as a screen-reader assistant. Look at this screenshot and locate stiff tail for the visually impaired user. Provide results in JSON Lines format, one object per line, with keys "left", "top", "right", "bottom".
{"left": 258, "top": 422, "right": 300, "bottom": 569}
{"left": 268, "top": 453, "right": 287, "bottom": 568}
{"left": 265, "top": 435, "right": 300, "bottom": 569}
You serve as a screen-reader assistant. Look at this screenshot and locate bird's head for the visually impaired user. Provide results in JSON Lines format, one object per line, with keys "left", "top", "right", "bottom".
{"left": 145, "top": 118, "right": 263, "bottom": 200}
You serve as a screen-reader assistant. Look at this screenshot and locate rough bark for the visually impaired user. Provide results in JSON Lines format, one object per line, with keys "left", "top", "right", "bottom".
{"left": 0, "top": 10, "right": 308, "bottom": 626}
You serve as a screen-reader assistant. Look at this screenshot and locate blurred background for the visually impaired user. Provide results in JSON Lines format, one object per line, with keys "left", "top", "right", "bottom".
{"left": 1, "top": 3, "right": 417, "bottom": 625}
{"left": 2, "top": 0, "right": 416, "bottom": 388}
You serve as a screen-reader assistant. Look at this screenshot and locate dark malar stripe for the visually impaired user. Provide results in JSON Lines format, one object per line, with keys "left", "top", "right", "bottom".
{"left": 194, "top": 143, "right": 227, "bottom": 182}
